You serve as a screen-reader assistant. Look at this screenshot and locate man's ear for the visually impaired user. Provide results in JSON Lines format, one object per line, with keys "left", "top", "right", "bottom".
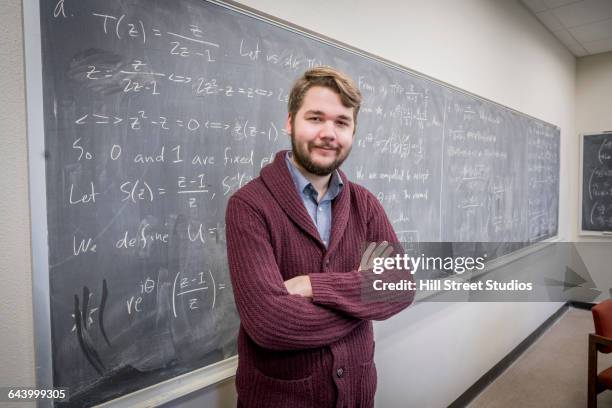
{"left": 286, "top": 114, "right": 292, "bottom": 136}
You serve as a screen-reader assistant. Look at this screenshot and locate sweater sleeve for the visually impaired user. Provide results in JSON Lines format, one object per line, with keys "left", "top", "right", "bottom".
{"left": 309, "top": 192, "right": 414, "bottom": 320}
{"left": 226, "top": 195, "right": 363, "bottom": 351}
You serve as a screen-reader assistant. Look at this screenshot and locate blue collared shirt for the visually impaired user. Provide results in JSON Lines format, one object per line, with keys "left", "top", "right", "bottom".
{"left": 285, "top": 152, "right": 344, "bottom": 248}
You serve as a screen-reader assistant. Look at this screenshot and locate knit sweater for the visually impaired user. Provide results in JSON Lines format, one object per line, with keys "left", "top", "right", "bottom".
{"left": 226, "top": 150, "right": 413, "bottom": 408}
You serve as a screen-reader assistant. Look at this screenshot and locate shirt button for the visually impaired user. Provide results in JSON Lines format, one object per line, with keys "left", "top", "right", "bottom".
{"left": 325, "top": 259, "right": 330, "bottom": 266}
{"left": 336, "top": 368, "right": 344, "bottom": 378}
{"left": 318, "top": 207, "right": 323, "bottom": 212}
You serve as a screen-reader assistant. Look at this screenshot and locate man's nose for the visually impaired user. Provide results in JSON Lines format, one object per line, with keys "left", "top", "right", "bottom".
{"left": 319, "top": 120, "right": 336, "bottom": 140}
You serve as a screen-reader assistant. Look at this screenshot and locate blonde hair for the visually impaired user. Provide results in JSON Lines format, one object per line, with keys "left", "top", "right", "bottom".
{"left": 288, "top": 67, "right": 362, "bottom": 131}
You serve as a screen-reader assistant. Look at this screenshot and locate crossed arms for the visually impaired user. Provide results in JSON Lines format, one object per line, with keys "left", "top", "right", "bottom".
{"left": 225, "top": 195, "right": 413, "bottom": 351}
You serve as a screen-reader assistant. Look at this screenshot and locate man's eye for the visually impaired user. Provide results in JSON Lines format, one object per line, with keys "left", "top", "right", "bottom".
{"left": 308, "top": 117, "right": 321, "bottom": 122}
{"left": 336, "top": 121, "right": 348, "bottom": 127}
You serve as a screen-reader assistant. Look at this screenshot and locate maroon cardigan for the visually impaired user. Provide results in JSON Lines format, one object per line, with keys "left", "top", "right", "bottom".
{"left": 226, "top": 151, "right": 412, "bottom": 408}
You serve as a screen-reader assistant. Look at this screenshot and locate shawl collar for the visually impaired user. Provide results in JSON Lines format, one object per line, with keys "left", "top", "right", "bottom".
{"left": 260, "top": 150, "right": 351, "bottom": 253}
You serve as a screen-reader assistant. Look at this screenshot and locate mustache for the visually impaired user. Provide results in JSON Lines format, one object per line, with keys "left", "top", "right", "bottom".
{"left": 309, "top": 143, "right": 339, "bottom": 151}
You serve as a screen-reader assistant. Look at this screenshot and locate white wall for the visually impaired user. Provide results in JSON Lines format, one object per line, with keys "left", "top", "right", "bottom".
{"left": 2, "top": 0, "right": 577, "bottom": 407}
{"left": 577, "top": 52, "right": 612, "bottom": 133}
{"left": 0, "top": 1, "right": 36, "bottom": 408}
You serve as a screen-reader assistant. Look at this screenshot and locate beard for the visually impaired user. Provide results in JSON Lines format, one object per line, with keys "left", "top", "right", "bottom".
{"left": 290, "top": 133, "right": 351, "bottom": 176}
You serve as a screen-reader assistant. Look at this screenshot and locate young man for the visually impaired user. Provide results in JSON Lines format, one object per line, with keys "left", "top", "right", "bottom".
{"left": 226, "top": 67, "right": 412, "bottom": 408}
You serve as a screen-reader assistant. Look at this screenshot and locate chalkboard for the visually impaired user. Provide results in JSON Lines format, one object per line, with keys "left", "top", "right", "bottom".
{"left": 581, "top": 132, "right": 612, "bottom": 233}
{"left": 33, "top": 0, "right": 560, "bottom": 405}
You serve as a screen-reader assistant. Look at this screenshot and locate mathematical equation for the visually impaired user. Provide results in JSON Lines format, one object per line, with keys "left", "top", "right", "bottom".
{"left": 123, "top": 270, "right": 227, "bottom": 318}
{"left": 73, "top": 110, "right": 282, "bottom": 141}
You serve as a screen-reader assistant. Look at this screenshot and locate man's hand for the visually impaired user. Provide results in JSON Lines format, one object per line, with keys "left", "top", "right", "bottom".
{"left": 284, "top": 275, "right": 313, "bottom": 298}
{"left": 359, "top": 241, "right": 394, "bottom": 272}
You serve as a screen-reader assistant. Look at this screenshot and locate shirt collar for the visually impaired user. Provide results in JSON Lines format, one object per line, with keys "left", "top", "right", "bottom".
{"left": 285, "top": 151, "right": 344, "bottom": 201}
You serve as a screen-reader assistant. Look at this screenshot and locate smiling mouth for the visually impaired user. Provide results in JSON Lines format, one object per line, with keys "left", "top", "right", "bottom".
{"left": 311, "top": 146, "right": 338, "bottom": 153}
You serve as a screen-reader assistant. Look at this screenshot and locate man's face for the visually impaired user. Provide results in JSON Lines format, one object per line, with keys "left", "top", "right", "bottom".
{"left": 287, "top": 86, "right": 355, "bottom": 176}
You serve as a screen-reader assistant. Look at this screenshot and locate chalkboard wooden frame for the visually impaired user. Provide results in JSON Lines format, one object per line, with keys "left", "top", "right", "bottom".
{"left": 24, "top": 0, "right": 560, "bottom": 406}
{"left": 580, "top": 131, "right": 612, "bottom": 236}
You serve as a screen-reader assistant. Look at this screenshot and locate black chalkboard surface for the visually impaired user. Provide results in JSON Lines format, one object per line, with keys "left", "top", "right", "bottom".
{"left": 581, "top": 132, "right": 612, "bottom": 233}
{"left": 37, "top": 0, "right": 560, "bottom": 405}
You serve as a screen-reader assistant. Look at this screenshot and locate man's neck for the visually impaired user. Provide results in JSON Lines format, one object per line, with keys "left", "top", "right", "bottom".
{"left": 291, "top": 156, "right": 332, "bottom": 202}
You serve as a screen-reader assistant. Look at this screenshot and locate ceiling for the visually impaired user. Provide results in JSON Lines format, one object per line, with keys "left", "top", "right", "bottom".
{"left": 520, "top": 0, "right": 612, "bottom": 57}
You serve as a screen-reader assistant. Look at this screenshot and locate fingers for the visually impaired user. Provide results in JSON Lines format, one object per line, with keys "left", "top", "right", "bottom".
{"left": 380, "top": 244, "right": 394, "bottom": 260}
{"left": 363, "top": 242, "right": 377, "bottom": 260}
{"left": 360, "top": 241, "right": 394, "bottom": 271}
{"left": 359, "top": 242, "right": 377, "bottom": 271}
{"left": 370, "top": 241, "right": 391, "bottom": 261}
